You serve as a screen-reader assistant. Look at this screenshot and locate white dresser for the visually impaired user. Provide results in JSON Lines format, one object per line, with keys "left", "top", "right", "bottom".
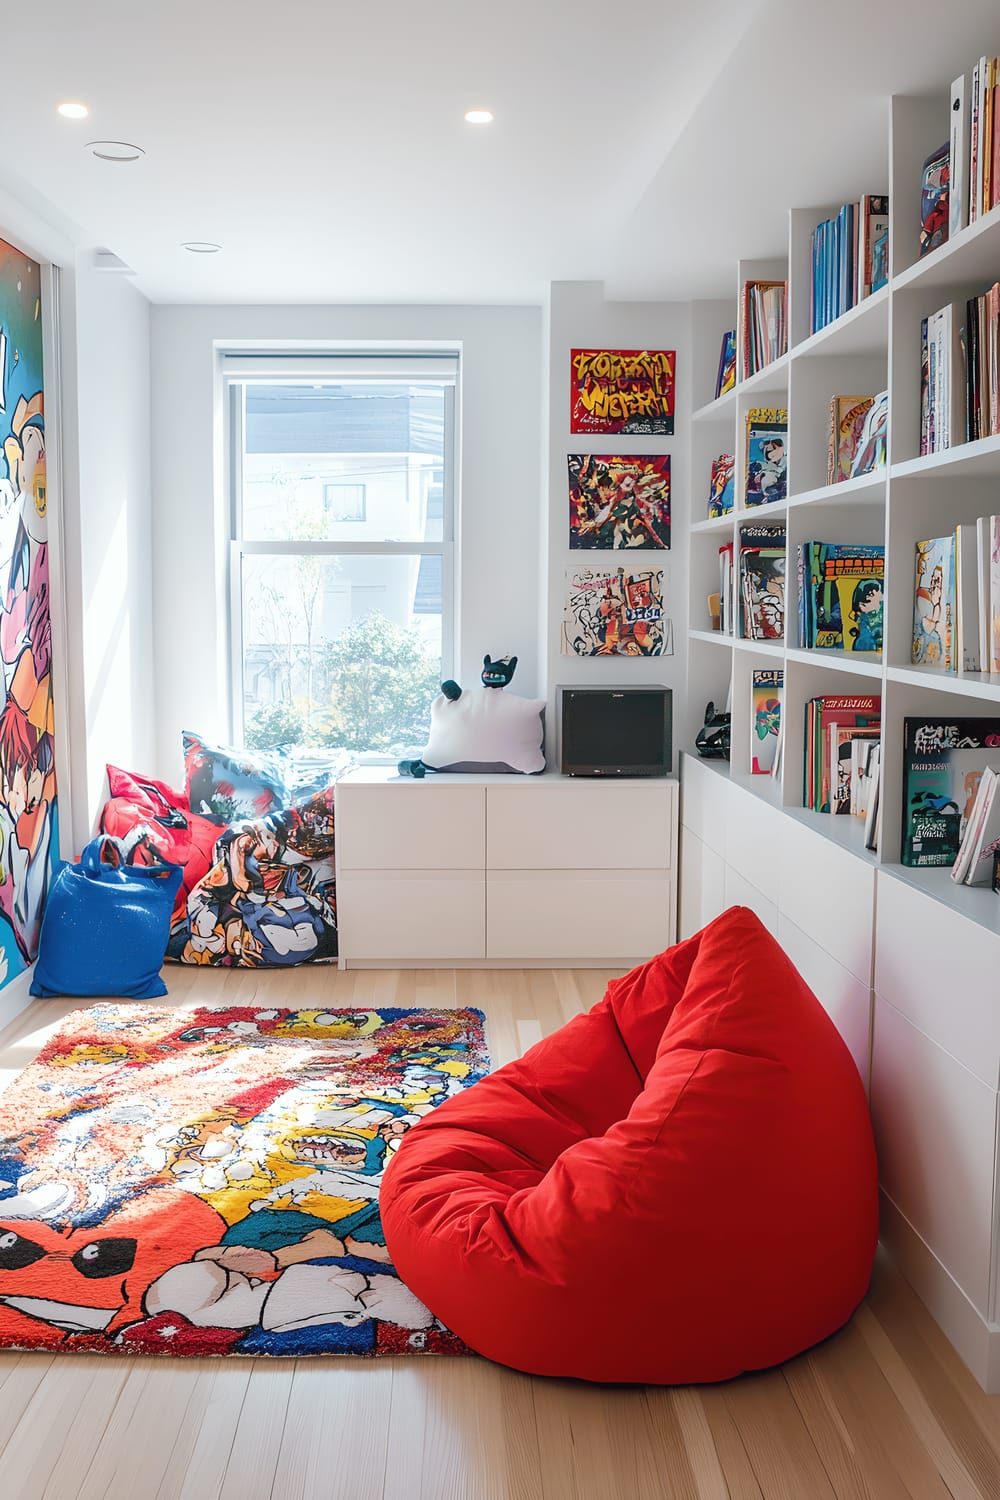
{"left": 334, "top": 768, "right": 678, "bottom": 967}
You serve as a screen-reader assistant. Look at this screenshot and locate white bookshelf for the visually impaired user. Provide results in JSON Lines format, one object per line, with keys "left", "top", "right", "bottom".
{"left": 683, "top": 58, "right": 1000, "bottom": 1393}
{"left": 686, "top": 80, "right": 1000, "bottom": 937}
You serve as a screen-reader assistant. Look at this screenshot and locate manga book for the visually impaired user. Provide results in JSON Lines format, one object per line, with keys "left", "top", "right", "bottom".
{"left": 738, "top": 522, "right": 786, "bottom": 641}
{"left": 750, "top": 669, "right": 783, "bottom": 775}
{"left": 902, "top": 717, "right": 1000, "bottom": 866}
{"left": 744, "top": 408, "right": 788, "bottom": 506}
{"left": 715, "top": 331, "right": 736, "bottom": 399}
{"left": 570, "top": 349, "right": 675, "bottom": 435}
{"left": 828, "top": 395, "right": 875, "bottom": 484}
{"left": 561, "top": 566, "right": 668, "bottom": 657}
{"left": 919, "top": 141, "right": 950, "bottom": 257}
{"left": 800, "top": 542, "right": 884, "bottom": 654}
{"left": 912, "top": 535, "right": 957, "bottom": 670}
{"left": 567, "top": 454, "right": 670, "bottom": 549}
{"left": 709, "top": 453, "right": 734, "bottom": 517}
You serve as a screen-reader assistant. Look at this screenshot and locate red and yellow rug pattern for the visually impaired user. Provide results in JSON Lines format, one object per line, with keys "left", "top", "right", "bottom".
{"left": 0, "top": 1002, "right": 488, "bottom": 1357}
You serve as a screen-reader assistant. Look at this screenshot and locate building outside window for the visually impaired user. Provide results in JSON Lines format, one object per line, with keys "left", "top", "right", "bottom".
{"left": 225, "top": 354, "right": 457, "bottom": 754}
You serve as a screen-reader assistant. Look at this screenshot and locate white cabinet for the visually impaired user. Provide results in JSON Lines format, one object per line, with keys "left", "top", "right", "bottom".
{"left": 335, "top": 768, "right": 677, "bottom": 967}
{"left": 680, "top": 750, "right": 1000, "bottom": 1391}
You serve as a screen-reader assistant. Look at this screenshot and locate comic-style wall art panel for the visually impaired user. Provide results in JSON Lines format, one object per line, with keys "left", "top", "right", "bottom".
{"left": 0, "top": 239, "right": 55, "bottom": 987}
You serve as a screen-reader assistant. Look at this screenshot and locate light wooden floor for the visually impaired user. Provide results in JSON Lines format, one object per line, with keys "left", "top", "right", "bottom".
{"left": 1, "top": 964, "right": 999, "bottom": 1500}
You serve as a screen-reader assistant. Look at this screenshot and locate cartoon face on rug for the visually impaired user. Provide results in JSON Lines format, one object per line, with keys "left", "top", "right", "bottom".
{"left": 0, "top": 1189, "right": 225, "bottom": 1347}
{"left": 0, "top": 1002, "right": 489, "bottom": 1358}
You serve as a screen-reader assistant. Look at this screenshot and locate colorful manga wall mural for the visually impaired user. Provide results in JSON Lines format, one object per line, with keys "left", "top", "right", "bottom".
{"left": 0, "top": 238, "right": 56, "bottom": 988}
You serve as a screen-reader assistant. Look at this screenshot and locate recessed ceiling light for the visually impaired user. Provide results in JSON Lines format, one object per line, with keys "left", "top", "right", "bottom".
{"left": 464, "top": 109, "right": 494, "bottom": 125}
{"left": 182, "top": 242, "right": 222, "bottom": 254}
{"left": 87, "top": 140, "right": 144, "bottom": 162}
{"left": 57, "top": 102, "right": 89, "bottom": 120}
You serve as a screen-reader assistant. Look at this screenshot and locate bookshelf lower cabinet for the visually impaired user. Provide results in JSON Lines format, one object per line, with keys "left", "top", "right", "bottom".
{"left": 335, "top": 768, "right": 677, "bottom": 967}
{"left": 679, "top": 750, "right": 1000, "bottom": 1391}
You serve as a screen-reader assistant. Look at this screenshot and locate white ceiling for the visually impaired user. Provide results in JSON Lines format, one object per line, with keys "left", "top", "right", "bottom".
{"left": 2, "top": 0, "right": 999, "bottom": 306}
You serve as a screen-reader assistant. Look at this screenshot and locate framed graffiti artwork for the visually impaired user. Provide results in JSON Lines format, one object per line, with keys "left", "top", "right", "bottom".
{"left": 569, "top": 348, "right": 676, "bottom": 436}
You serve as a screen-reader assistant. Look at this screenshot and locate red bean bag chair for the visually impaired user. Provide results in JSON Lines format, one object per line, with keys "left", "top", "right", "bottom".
{"left": 381, "top": 906, "right": 878, "bottom": 1383}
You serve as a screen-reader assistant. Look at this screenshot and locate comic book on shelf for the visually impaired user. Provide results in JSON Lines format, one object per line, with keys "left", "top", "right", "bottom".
{"left": 715, "top": 331, "right": 736, "bottom": 399}
{"left": 861, "top": 194, "right": 889, "bottom": 296}
{"left": 918, "top": 141, "right": 950, "bottom": 257}
{"left": 561, "top": 565, "right": 668, "bottom": 657}
{"left": 901, "top": 716, "right": 1000, "bottom": 868}
{"left": 803, "top": 695, "right": 881, "bottom": 813}
{"left": 798, "top": 541, "right": 884, "bottom": 655}
{"left": 912, "top": 535, "right": 956, "bottom": 671}
{"left": 828, "top": 396, "right": 874, "bottom": 484}
{"left": 951, "top": 765, "right": 1000, "bottom": 885}
{"left": 708, "top": 453, "right": 734, "bottom": 517}
{"left": 738, "top": 521, "right": 785, "bottom": 641}
{"left": 750, "top": 669, "right": 782, "bottom": 775}
{"left": 744, "top": 408, "right": 787, "bottom": 506}
{"left": 849, "top": 389, "right": 888, "bottom": 477}
{"left": 850, "top": 738, "right": 880, "bottom": 819}
{"left": 740, "top": 281, "right": 787, "bottom": 377}
{"left": 567, "top": 454, "right": 671, "bottom": 549}
{"left": 828, "top": 724, "right": 881, "bottom": 816}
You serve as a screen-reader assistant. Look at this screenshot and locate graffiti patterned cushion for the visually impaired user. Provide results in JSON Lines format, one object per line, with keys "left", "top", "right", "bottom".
{"left": 168, "top": 790, "right": 340, "bottom": 968}
{"left": 381, "top": 906, "right": 879, "bottom": 1384}
{"left": 182, "top": 732, "right": 286, "bottom": 821}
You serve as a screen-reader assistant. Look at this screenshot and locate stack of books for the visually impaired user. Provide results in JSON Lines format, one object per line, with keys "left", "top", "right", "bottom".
{"left": 948, "top": 59, "right": 1000, "bottom": 236}
{"left": 919, "top": 304, "right": 965, "bottom": 454}
{"left": 738, "top": 523, "right": 786, "bottom": 641}
{"left": 911, "top": 518, "right": 1000, "bottom": 675}
{"left": 962, "top": 283, "right": 1000, "bottom": 442}
{"left": 803, "top": 695, "right": 881, "bottom": 815}
{"left": 902, "top": 716, "right": 1000, "bottom": 868}
{"left": 740, "top": 280, "right": 787, "bottom": 377}
{"left": 810, "top": 196, "right": 888, "bottom": 334}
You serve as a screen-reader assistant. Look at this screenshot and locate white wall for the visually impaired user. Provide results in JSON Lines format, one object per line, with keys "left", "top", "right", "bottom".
{"left": 545, "top": 282, "right": 691, "bottom": 768}
{"left": 63, "top": 259, "right": 154, "bottom": 843}
{"left": 149, "top": 303, "right": 542, "bottom": 784}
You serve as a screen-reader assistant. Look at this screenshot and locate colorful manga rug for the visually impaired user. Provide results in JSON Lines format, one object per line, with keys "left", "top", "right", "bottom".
{"left": 0, "top": 1002, "right": 488, "bottom": 1357}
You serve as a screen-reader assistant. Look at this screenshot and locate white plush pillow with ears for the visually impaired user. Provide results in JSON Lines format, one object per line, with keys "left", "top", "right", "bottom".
{"left": 423, "top": 689, "right": 545, "bottom": 774}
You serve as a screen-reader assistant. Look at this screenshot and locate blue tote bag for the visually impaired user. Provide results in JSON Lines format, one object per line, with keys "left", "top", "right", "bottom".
{"left": 31, "top": 835, "right": 182, "bottom": 1000}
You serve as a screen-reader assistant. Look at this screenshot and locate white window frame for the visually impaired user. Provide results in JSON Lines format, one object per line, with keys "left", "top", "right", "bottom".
{"left": 223, "top": 353, "right": 458, "bottom": 748}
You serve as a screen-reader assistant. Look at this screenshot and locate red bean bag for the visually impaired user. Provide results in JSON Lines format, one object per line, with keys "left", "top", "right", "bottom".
{"left": 381, "top": 906, "right": 878, "bottom": 1384}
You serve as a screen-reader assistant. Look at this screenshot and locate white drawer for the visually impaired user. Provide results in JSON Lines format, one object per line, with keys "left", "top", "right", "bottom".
{"left": 679, "top": 754, "right": 729, "bottom": 854}
{"left": 337, "top": 870, "right": 485, "bottom": 960}
{"left": 677, "top": 827, "right": 727, "bottom": 940}
{"left": 486, "top": 781, "right": 675, "bottom": 871}
{"left": 723, "top": 866, "right": 778, "bottom": 936}
{"left": 870, "top": 996, "right": 996, "bottom": 1316}
{"left": 336, "top": 782, "right": 484, "bottom": 870}
{"left": 778, "top": 817, "right": 875, "bottom": 986}
{"left": 485, "top": 869, "right": 673, "bottom": 960}
{"left": 875, "top": 872, "right": 1000, "bottom": 1088}
{"left": 777, "top": 914, "right": 872, "bottom": 1087}
{"left": 724, "top": 789, "right": 785, "bottom": 906}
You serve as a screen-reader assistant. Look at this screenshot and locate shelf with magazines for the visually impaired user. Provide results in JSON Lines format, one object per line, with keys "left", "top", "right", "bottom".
{"left": 681, "top": 43, "right": 1000, "bottom": 1396}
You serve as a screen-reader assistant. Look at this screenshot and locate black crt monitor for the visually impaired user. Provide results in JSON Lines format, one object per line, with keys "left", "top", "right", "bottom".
{"left": 558, "top": 686, "right": 672, "bottom": 776}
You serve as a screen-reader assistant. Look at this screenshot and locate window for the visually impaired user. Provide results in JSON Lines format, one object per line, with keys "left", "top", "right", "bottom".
{"left": 225, "top": 354, "right": 456, "bottom": 755}
{"left": 323, "top": 482, "right": 366, "bottom": 522}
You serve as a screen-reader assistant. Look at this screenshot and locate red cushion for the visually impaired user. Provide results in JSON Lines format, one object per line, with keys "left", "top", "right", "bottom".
{"left": 100, "top": 765, "right": 221, "bottom": 917}
{"left": 381, "top": 907, "right": 879, "bottom": 1384}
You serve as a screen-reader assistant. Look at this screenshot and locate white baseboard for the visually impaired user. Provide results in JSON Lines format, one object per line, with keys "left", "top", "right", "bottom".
{"left": 880, "top": 1189, "right": 1000, "bottom": 1391}
{"left": 0, "top": 966, "right": 34, "bottom": 1038}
